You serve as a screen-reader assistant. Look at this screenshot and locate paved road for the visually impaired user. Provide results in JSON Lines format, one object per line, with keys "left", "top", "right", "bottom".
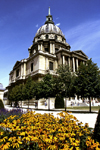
{"left": 5, "top": 105, "right": 98, "bottom": 128}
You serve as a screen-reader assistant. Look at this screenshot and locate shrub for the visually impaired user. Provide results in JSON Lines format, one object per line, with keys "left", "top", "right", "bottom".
{"left": 92, "top": 109, "right": 100, "bottom": 143}
{"left": 55, "top": 95, "right": 64, "bottom": 108}
{"left": 0, "top": 99, "right": 4, "bottom": 109}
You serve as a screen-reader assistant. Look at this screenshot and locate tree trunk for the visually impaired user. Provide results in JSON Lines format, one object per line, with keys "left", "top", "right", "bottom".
{"left": 89, "top": 97, "right": 91, "bottom": 113}
{"left": 21, "top": 101, "right": 22, "bottom": 108}
{"left": 48, "top": 98, "right": 50, "bottom": 110}
{"left": 28, "top": 99, "right": 29, "bottom": 109}
{"left": 65, "top": 98, "right": 66, "bottom": 111}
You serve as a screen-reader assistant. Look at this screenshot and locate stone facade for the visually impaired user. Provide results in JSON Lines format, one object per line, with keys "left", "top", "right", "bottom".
{"left": 7, "top": 8, "right": 88, "bottom": 90}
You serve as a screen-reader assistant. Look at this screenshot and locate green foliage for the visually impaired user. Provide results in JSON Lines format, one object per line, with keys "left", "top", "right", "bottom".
{"left": 0, "top": 99, "right": 4, "bottom": 109}
{"left": 55, "top": 95, "right": 64, "bottom": 108}
{"left": 75, "top": 59, "right": 100, "bottom": 112}
{"left": 23, "top": 76, "right": 33, "bottom": 100}
{"left": 42, "top": 73, "right": 55, "bottom": 98}
{"left": 8, "top": 84, "right": 24, "bottom": 107}
{"left": 34, "top": 81, "right": 44, "bottom": 100}
{"left": 56, "top": 65, "right": 76, "bottom": 98}
{"left": 23, "top": 76, "right": 34, "bottom": 108}
{"left": 92, "top": 109, "right": 100, "bottom": 143}
{"left": 75, "top": 59, "right": 100, "bottom": 98}
{"left": 35, "top": 73, "right": 55, "bottom": 100}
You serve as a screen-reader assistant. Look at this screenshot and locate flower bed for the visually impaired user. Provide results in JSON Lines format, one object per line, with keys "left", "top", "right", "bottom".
{"left": 0, "top": 111, "right": 100, "bottom": 150}
{"left": 0, "top": 108, "right": 24, "bottom": 123}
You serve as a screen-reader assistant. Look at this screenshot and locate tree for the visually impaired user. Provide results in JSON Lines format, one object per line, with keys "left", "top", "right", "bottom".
{"left": 17, "top": 84, "right": 24, "bottom": 107}
{"left": 40, "top": 73, "right": 55, "bottom": 110}
{"left": 42, "top": 73, "right": 55, "bottom": 98}
{"left": 8, "top": 86, "right": 17, "bottom": 106}
{"left": 23, "top": 76, "right": 34, "bottom": 108}
{"left": 35, "top": 73, "right": 55, "bottom": 109}
{"left": 75, "top": 59, "right": 100, "bottom": 112}
{"left": 56, "top": 65, "right": 76, "bottom": 111}
{"left": 0, "top": 99, "right": 4, "bottom": 109}
{"left": 8, "top": 84, "right": 24, "bottom": 107}
{"left": 32, "top": 81, "right": 44, "bottom": 100}
{"left": 55, "top": 95, "right": 64, "bottom": 108}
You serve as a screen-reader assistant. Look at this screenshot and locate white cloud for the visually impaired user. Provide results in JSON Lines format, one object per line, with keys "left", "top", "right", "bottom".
{"left": 36, "top": 24, "right": 38, "bottom": 27}
{"left": 55, "top": 23, "right": 60, "bottom": 26}
{"left": 65, "top": 19, "right": 100, "bottom": 67}
{"left": 56, "top": 17, "right": 59, "bottom": 20}
{"left": 65, "top": 19, "right": 100, "bottom": 53}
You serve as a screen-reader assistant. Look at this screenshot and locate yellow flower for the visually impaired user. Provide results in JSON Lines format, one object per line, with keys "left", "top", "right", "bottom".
{"left": 0, "top": 131, "right": 4, "bottom": 136}
{"left": 12, "top": 142, "right": 19, "bottom": 148}
{"left": 2, "top": 142, "right": 10, "bottom": 150}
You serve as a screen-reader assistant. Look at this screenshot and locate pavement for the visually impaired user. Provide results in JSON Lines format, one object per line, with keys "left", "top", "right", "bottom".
{"left": 4, "top": 105, "right": 98, "bottom": 129}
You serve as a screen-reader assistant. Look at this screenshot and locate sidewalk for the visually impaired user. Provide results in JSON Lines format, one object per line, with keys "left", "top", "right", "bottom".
{"left": 5, "top": 105, "right": 98, "bottom": 129}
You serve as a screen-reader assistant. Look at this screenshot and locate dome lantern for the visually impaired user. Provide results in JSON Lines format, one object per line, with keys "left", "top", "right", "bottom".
{"left": 35, "top": 7, "right": 65, "bottom": 38}
{"left": 45, "top": 7, "right": 54, "bottom": 25}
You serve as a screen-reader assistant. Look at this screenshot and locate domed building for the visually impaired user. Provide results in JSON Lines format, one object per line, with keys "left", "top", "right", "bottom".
{"left": 8, "top": 7, "right": 88, "bottom": 90}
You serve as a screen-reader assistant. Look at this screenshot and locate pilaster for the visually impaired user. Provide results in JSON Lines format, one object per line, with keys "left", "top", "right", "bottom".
{"left": 53, "top": 43, "right": 55, "bottom": 54}
{"left": 68, "top": 57, "right": 70, "bottom": 67}
{"left": 23, "top": 63, "right": 26, "bottom": 78}
{"left": 72, "top": 57, "right": 75, "bottom": 72}
{"left": 63, "top": 56, "right": 65, "bottom": 65}
{"left": 50, "top": 42, "right": 53, "bottom": 54}
{"left": 76, "top": 58, "right": 78, "bottom": 71}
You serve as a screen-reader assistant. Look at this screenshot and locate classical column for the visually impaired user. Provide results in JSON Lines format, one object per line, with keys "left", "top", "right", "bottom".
{"left": 68, "top": 57, "right": 70, "bottom": 67}
{"left": 14, "top": 70, "right": 16, "bottom": 82}
{"left": 38, "top": 44, "right": 40, "bottom": 50}
{"left": 50, "top": 42, "right": 52, "bottom": 53}
{"left": 41, "top": 43, "right": 42, "bottom": 51}
{"left": 72, "top": 57, "right": 75, "bottom": 72}
{"left": 55, "top": 60, "right": 57, "bottom": 70}
{"left": 53, "top": 43, "right": 55, "bottom": 54}
{"left": 63, "top": 56, "right": 65, "bottom": 65}
{"left": 76, "top": 58, "right": 78, "bottom": 71}
{"left": 46, "top": 58, "right": 48, "bottom": 70}
{"left": 23, "top": 63, "right": 26, "bottom": 77}
{"left": 21, "top": 65, "right": 23, "bottom": 78}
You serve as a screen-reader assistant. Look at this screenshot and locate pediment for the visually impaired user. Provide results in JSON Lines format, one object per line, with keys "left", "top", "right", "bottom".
{"left": 73, "top": 50, "right": 88, "bottom": 58}
{"left": 13, "top": 61, "right": 21, "bottom": 70}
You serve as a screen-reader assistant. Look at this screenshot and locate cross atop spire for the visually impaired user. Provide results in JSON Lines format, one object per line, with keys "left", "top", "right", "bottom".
{"left": 45, "top": 7, "right": 54, "bottom": 24}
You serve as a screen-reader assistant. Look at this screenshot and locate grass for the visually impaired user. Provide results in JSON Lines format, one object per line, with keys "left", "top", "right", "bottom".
{"left": 67, "top": 106, "right": 100, "bottom": 111}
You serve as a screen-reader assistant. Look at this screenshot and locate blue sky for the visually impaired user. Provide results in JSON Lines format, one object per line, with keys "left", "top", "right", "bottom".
{"left": 0, "top": 0, "right": 100, "bottom": 88}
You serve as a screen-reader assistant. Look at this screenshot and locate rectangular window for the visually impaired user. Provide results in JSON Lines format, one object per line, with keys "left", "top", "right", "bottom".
{"left": 49, "top": 62, "right": 53, "bottom": 70}
{"left": 31, "top": 63, "right": 33, "bottom": 72}
{"left": 55, "top": 48, "right": 58, "bottom": 53}
{"left": 16, "top": 69, "right": 19, "bottom": 77}
{"left": 45, "top": 48, "right": 49, "bottom": 52}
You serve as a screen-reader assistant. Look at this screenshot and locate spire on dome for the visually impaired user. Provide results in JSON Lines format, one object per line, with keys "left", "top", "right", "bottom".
{"left": 45, "top": 7, "right": 54, "bottom": 24}
{"left": 48, "top": 7, "right": 51, "bottom": 15}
